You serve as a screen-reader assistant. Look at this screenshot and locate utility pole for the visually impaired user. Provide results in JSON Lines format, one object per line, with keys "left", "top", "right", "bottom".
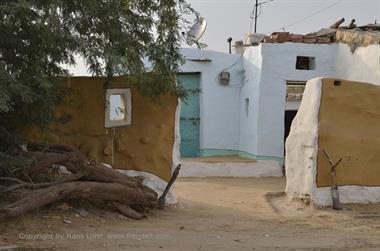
{"left": 254, "top": 0, "right": 259, "bottom": 33}
{"left": 249, "top": 0, "right": 274, "bottom": 33}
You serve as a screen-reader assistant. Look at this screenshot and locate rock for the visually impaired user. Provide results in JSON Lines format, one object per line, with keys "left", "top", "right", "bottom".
{"left": 63, "top": 219, "right": 72, "bottom": 224}
{"left": 72, "top": 207, "right": 89, "bottom": 217}
{"left": 56, "top": 165, "right": 72, "bottom": 175}
{"left": 234, "top": 239, "right": 245, "bottom": 243}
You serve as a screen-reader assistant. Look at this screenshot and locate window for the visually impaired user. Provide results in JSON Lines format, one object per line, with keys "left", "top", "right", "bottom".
{"left": 105, "top": 89, "right": 131, "bottom": 128}
{"left": 286, "top": 81, "right": 306, "bottom": 110}
{"left": 296, "top": 56, "right": 316, "bottom": 70}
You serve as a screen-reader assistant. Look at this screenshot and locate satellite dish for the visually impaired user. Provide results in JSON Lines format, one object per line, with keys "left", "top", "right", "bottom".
{"left": 186, "top": 17, "right": 207, "bottom": 49}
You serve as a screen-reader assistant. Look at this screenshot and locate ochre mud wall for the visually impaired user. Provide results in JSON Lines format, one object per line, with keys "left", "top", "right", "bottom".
{"left": 25, "top": 77, "right": 178, "bottom": 182}
{"left": 317, "top": 78, "right": 380, "bottom": 187}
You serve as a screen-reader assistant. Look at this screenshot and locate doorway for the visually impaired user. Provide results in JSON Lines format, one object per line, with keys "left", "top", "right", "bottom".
{"left": 284, "top": 80, "right": 306, "bottom": 152}
{"left": 284, "top": 110, "right": 298, "bottom": 148}
{"left": 178, "top": 73, "right": 201, "bottom": 157}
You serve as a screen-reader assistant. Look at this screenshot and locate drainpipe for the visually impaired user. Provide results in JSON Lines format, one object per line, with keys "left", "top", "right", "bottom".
{"left": 227, "top": 37, "right": 232, "bottom": 54}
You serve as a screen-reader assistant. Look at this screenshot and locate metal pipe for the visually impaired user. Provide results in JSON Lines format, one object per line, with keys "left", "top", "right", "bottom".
{"left": 227, "top": 37, "right": 232, "bottom": 54}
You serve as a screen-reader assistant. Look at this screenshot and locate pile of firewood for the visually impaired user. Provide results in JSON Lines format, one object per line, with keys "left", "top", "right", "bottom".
{"left": 0, "top": 144, "right": 158, "bottom": 220}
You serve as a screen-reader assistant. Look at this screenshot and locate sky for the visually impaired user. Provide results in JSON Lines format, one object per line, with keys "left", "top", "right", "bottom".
{"left": 185, "top": 0, "right": 380, "bottom": 52}
{"left": 67, "top": 0, "right": 380, "bottom": 75}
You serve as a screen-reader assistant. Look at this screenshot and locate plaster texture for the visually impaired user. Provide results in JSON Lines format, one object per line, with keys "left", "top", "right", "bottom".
{"left": 242, "top": 43, "right": 336, "bottom": 159}
{"left": 179, "top": 159, "right": 283, "bottom": 178}
{"left": 315, "top": 186, "right": 380, "bottom": 206}
{"left": 286, "top": 78, "right": 380, "bottom": 206}
{"left": 58, "top": 43, "right": 379, "bottom": 185}
{"left": 24, "top": 77, "right": 177, "bottom": 182}
{"left": 180, "top": 48, "right": 244, "bottom": 153}
{"left": 285, "top": 78, "right": 322, "bottom": 203}
{"left": 335, "top": 43, "right": 380, "bottom": 85}
{"left": 171, "top": 98, "right": 181, "bottom": 173}
{"left": 179, "top": 48, "right": 284, "bottom": 177}
{"left": 317, "top": 79, "right": 380, "bottom": 187}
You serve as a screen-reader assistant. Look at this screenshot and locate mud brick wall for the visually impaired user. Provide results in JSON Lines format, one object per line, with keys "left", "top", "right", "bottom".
{"left": 24, "top": 77, "right": 178, "bottom": 181}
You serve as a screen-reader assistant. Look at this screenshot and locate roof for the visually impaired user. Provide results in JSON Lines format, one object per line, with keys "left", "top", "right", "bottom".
{"left": 263, "top": 32, "right": 332, "bottom": 44}
{"left": 261, "top": 20, "right": 380, "bottom": 47}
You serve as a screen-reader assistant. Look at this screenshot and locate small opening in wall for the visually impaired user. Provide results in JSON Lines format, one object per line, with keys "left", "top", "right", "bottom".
{"left": 245, "top": 98, "right": 250, "bottom": 117}
{"left": 105, "top": 88, "right": 131, "bottom": 128}
{"left": 110, "top": 94, "right": 126, "bottom": 121}
{"left": 334, "top": 80, "right": 342, "bottom": 86}
{"left": 296, "top": 56, "right": 316, "bottom": 70}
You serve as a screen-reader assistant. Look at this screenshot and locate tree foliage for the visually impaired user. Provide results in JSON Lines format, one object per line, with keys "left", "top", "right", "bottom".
{"left": 0, "top": 0, "right": 193, "bottom": 149}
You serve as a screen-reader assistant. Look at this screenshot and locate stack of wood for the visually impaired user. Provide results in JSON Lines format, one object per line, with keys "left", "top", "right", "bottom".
{"left": 0, "top": 144, "right": 160, "bottom": 220}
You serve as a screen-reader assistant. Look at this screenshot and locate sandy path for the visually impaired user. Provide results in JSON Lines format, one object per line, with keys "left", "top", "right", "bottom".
{"left": 1, "top": 177, "right": 379, "bottom": 250}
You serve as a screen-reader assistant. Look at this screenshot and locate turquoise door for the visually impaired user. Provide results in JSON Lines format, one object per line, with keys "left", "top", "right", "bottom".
{"left": 178, "top": 73, "right": 201, "bottom": 157}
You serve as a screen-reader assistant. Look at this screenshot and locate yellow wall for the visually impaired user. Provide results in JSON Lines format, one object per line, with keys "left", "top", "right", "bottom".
{"left": 317, "top": 78, "right": 380, "bottom": 187}
{"left": 25, "top": 77, "right": 178, "bottom": 182}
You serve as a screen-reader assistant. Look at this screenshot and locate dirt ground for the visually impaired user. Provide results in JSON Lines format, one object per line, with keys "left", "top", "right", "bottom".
{"left": 1, "top": 177, "right": 380, "bottom": 251}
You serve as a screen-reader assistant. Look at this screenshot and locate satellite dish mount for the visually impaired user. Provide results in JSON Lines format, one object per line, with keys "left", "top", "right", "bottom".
{"left": 186, "top": 16, "right": 207, "bottom": 49}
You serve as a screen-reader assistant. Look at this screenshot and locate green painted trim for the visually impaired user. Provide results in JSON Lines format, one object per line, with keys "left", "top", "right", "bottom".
{"left": 200, "top": 149, "right": 239, "bottom": 157}
{"left": 200, "top": 148, "right": 284, "bottom": 163}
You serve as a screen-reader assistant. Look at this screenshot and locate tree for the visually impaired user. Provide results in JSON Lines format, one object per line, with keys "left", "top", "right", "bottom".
{"left": 0, "top": 0, "right": 192, "bottom": 149}
{"left": 0, "top": 0, "right": 193, "bottom": 220}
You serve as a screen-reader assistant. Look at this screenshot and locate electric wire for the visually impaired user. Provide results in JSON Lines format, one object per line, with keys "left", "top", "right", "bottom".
{"left": 249, "top": 0, "right": 275, "bottom": 33}
{"left": 278, "top": 0, "right": 344, "bottom": 31}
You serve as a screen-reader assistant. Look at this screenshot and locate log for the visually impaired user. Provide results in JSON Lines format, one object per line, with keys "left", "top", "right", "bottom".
{"left": 113, "top": 202, "right": 144, "bottom": 220}
{"left": 0, "top": 143, "right": 159, "bottom": 220}
{"left": 0, "top": 181, "right": 156, "bottom": 220}
{"left": 23, "top": 145, "right": 157, "bottom": 197}
{"left": 329, "top": 18, "right": 345, "bottom": 29}
{"left": 348, "top": 19, "right": 356, "bottom": 29}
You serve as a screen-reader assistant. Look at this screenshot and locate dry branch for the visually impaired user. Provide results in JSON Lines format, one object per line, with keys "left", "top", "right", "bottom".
{"left": 322, "top": 149, "right": 343, "bottom": 210}
{"left": 0, "top": 143, "right": 158, "bottom": 220}
{"left": 157, "top": 164, "right": 181, "bottom": 209}
{"left": 2, "top": 173, "right": 86, "bottom": 193}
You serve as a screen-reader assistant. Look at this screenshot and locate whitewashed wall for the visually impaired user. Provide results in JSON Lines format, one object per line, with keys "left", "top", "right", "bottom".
{"left": 181, "top": 43, "right": 368, "bottom": 160}
{"left": 242, "top": 43, "right": 337, "bottom": 159}
{"left": 335, "top": 43, "right": 380, "bottom": 85}
{"left": 285, "top": 44, "right": 380, "bottom": 206}
{"left": 285, "top": 78, "right": 380, "bottom": 206}
{"left": 240, "top": 46, "right": 263, "bottom": 157}
{"left": 180, "top": 48, "right": 244, "bottom": 153}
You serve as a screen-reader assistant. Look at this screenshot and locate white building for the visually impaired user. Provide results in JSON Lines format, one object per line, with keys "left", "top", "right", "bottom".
{"left": 178, "top": 31, "right": 380, "bottom": 178}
